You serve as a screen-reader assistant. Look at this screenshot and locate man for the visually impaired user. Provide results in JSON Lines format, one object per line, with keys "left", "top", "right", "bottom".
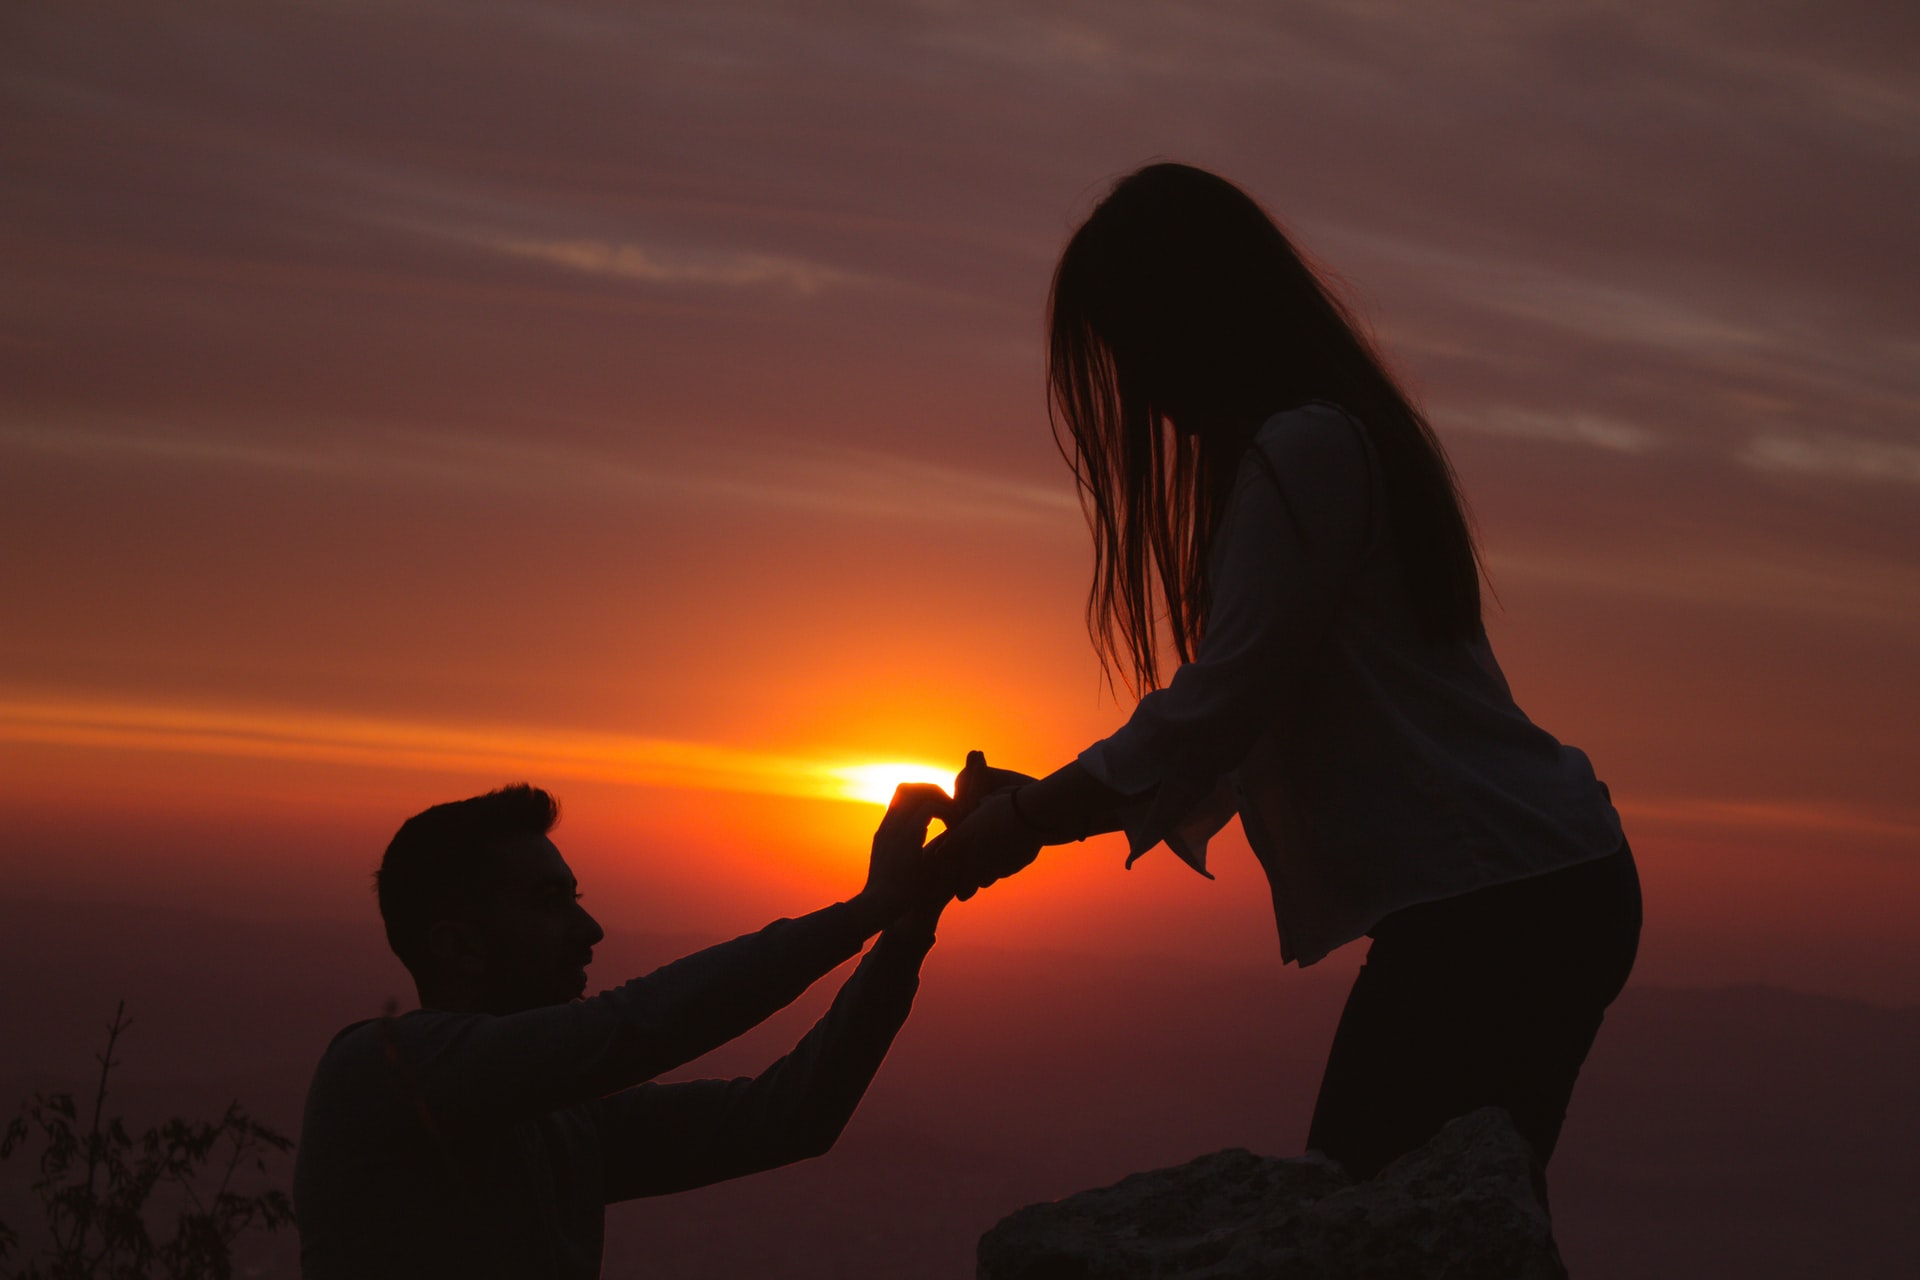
{"left": 293, "top": 779, "right": 958, "bottom": 1280}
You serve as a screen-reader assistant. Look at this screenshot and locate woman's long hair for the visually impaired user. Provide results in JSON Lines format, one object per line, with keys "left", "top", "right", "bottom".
{"left": 1047, "top": 162, "right": 1484, "bottom": 694}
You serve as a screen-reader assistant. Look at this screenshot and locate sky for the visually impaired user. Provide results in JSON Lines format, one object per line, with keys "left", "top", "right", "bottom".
{"left": 3, "top": 0, "right": 1919, "bottom": 1004}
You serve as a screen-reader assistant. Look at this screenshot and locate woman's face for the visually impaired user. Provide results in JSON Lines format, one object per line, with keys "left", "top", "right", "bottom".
{"left": 1136, "top": 353, "right": 1255, "bottom": 442}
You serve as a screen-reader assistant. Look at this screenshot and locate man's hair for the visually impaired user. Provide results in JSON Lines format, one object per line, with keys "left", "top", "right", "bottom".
{"left": 375, "top": 783, "right": 560, "bottom": 973}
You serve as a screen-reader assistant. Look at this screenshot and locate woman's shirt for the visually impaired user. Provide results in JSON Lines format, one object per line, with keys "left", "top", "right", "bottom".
{"left": 1077, "top": 403, "right": 1624, "bottom": 966}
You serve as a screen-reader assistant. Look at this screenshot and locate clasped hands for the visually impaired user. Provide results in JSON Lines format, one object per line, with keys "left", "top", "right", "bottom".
{"left": 856, "top": 751, "right": 1048, "bottom": 928}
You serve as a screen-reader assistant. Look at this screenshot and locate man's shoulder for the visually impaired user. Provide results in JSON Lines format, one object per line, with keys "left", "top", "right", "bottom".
{"left": 319, "top": 1013, "right": 408, "bottom": 1060}
{"left": 327, "top": 1016, "right": 383, "bottom": 1049}
{"left": 304, "top": 1018, "right": 391, "bottom": 1100}
{"left": 316, "top": 1008, "right": 468, "bottom": 1068}
{"left": 311, "top": 1010, "right": 459, "bottom": 1089}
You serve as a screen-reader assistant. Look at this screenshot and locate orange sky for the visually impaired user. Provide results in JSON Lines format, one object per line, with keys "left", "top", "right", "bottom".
{"left": 3, "top": 1, "right": 1918, "bottom": 1001}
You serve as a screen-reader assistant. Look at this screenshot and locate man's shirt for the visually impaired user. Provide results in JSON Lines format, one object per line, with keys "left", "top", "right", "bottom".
{"left": 293, "top": 904, "right": 932, "bottom": 1279}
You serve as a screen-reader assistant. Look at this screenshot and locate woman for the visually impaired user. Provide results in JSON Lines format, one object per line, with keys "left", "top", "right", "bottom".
{"left": 941, "top": 162, "right": 1641, "bottom": 1186}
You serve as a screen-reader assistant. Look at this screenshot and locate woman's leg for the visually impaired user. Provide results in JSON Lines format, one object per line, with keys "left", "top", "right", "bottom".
{"left": 1305, "top": 844, "right": 1642, "bottom": 1181}
{"left": 1490, "top": 846, "right": 1642, "bottom": 1163}
{"left": 1305, "top": 920, "right": 1475, "bottom": 1180}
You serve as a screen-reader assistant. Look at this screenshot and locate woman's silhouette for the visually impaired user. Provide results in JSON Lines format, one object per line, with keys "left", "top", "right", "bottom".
{"left": 943, "top": 162, "right": 1641, "bottom": 1189}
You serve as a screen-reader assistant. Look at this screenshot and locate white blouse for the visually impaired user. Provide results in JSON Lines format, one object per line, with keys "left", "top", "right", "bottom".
{"left": 1078, "top": 403, "right": 1624, "bottom": 966}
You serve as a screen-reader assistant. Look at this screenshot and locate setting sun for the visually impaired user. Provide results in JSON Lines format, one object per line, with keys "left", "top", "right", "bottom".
{"left": 833, "top": 762, "right": 957, "bottom": 806}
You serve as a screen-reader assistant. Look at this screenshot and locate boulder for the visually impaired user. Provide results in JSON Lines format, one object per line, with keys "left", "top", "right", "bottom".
{"left": 977, "top": 1107, "right": 1565, "bottom": 1280}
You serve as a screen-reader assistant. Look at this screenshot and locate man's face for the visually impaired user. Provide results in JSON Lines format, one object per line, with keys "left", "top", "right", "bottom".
{"left": 470, "top": 833, "right": 605, "bottom": 1013}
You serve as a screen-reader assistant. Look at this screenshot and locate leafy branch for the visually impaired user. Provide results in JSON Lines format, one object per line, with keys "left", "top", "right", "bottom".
{"left": 0, "top": 1002, "right": 295, "bottom": 1280}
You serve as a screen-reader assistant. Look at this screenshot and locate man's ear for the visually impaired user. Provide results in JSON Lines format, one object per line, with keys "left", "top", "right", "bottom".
{"left": 425, "top": 918, "right": 488, "bottom": 979}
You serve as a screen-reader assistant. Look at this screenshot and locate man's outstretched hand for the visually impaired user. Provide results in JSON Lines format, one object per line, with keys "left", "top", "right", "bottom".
{"left": 854, "top": 782, "right": 958, "bottom": 932}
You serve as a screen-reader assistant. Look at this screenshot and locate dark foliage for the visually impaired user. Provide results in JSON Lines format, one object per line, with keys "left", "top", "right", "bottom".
{"left": 0, "top": 1002, "right": 294, "bottom": 1280}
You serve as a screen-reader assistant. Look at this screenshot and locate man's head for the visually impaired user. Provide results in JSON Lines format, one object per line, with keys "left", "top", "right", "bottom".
{"left": 375, "top": 784, "right": 604, "bottom": 1014}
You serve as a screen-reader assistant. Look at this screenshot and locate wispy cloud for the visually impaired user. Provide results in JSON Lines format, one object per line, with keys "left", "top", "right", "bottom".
{"left": 1739, "top": 431, "right": 1920, "bottom": 487}
{"left": 473, "top": 233, "right": 863, "bottom": 295}
{"left": 0, "top": 418, "right": 1079, "bottom": 527}
{"left": 0, "top": 694, "right": 935, "bottom": 807}
{"left": 340, "top": 165, "right": 876, "bottom": 298}
{"left": 1437, "top": 405, "right": 1661, "bottom": 453}
{"left": 1488, "top": 547, "right": 1920, "bottom": 624}
{"left": 1319, "top": 226, "right": 1775, "bottom": 360}
{"left": 1619, "top": 794, "right": 1920, "bottom": 842}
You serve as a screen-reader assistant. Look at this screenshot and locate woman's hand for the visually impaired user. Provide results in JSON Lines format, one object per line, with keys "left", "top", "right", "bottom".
{"left": 942, "top": 791, "right": 1045, "bottom": 902}
{"left": 953, "top": 749, "right": 1038, "bottom": 818}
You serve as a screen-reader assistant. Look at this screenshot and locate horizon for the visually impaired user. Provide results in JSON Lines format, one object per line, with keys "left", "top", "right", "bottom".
{"left": 3, "top": 3, "right": 1918, "bottom": 1276}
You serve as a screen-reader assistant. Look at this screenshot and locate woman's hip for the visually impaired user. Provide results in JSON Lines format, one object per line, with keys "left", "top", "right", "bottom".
{"left": 1365, "top": 841, "right": 1642, "bottom": 1006}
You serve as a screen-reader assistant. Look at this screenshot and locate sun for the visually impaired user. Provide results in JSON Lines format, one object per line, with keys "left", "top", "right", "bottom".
{"left": 833, "top": 762, "right": 956, "bottom": 806}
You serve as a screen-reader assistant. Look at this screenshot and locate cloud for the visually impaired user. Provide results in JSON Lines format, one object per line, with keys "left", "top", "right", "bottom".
{"left": 1487, "top": 546, "right": 1920, "bottom": 624}
{"left": 1437, "top": 405, "right": 1661, "bottom": 453}
{"left": 0, "top": 418, "right": 1080, "bottom": 527}
{"left": 468, "top": 232, "right": 864, "bottom": 295}
{"left": 0, "top": 694, "right": 922, "bottom": 806}
{"left": 1619, "top": 794, "right": 1920, "bottom": 842}
{"left": 1320, "top": 226, "right": 1775, "bottom": 361}
{"left": 1739, "top": 431, "right": 1920, "bottom": 487}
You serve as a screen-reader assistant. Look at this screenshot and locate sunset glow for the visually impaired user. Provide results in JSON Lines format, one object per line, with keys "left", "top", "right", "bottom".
{"left": 832, "top": 762, "right": 959, "bottom": 807}
{"left": 0, "top": 695, "right": 960, "bottom": 814}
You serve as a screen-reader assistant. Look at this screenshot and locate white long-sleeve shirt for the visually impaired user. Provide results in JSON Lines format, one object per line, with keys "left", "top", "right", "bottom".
{"left": 1079, "top": 402, "right": 1624, "bottom": 966}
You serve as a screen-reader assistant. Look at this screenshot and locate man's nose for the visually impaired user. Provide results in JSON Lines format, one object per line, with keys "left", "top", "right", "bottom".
{"left": 576, "top": 906, "right": 605, "bottom": 947}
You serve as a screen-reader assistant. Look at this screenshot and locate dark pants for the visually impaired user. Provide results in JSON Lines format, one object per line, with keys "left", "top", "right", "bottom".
{"left": 1305, "top": 843, "right": 1642, "bottom": 1184}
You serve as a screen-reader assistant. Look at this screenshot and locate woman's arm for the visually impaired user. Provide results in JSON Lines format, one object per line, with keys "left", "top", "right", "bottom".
{"left": 944, "top": 759, "right": 1126, "bottom": 900}
{"left": 946, "top": 406, "right": 1374, "bottom": 894}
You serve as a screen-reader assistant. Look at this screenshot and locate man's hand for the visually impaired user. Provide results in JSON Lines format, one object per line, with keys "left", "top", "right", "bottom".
{"left": 854, "top": 783, "right": 957, "bottom": 927}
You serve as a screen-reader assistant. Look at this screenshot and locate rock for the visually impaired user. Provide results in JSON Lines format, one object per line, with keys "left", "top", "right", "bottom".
{"left": 977, "top": 1108, "right": 1565, "bottom": 1280}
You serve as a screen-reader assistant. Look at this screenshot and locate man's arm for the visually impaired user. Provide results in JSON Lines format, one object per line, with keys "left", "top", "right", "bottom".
{"left": 376, "top": 787, "right": 953, "bottom": 1126}
{"left": 591, "top": 908, "right": 941, "bottom": 1201}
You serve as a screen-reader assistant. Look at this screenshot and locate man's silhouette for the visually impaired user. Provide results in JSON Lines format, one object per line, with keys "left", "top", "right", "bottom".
{"left": 293, "top": 781, "right": 955, "bottom": 1280}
